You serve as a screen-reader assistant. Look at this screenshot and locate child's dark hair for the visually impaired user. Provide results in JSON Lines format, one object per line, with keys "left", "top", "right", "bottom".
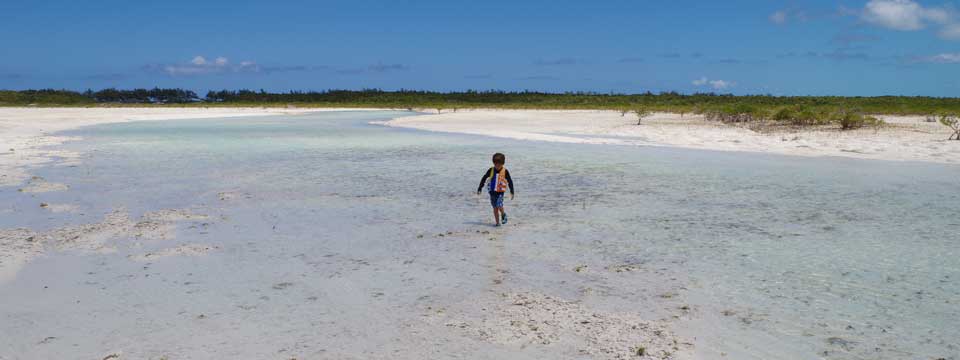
{"left": 492, "top": 152, "right": 506, "bottom": 165}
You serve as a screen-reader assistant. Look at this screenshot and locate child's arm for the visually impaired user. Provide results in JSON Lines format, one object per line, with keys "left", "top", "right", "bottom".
{"left": 477, "top": 168, "right": 491, "bottom": 194}
{"left": 505, "top": 169, "right": 515, "bottom": 198}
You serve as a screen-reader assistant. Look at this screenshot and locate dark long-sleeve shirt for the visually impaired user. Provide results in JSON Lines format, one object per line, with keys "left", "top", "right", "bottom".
{"left": 478, "top": 167, "right": 514, "bottom": 194}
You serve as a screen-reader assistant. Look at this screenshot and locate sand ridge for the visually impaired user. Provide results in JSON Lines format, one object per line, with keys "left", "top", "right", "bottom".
{"left": 0, "top": 208, "right": 212, "bottom": 282}
{"left": 383, "top": 109, "right": 960, "bottom": 164}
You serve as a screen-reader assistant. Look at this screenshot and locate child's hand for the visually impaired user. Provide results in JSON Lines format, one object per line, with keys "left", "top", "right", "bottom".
{"left": 510, "top": 193, "right": 515, "bottom": 200}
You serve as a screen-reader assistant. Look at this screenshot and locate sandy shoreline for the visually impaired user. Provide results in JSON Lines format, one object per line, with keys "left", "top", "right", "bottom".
{"left": 382, "top": 109, "right": 960, "bottom": 165}
{"left": 0, "top": 107, "right": 384, "bottom": 187}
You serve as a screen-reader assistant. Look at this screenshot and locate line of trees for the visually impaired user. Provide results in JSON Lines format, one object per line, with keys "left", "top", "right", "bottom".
{"left": 85, "top": 88, "right": 199, "bottom": 103}
{"left": 0, "top": 88, "right": 200, "bottom": 105}
{"left": 3, "top": 88, "right": 960, "bottom": 115}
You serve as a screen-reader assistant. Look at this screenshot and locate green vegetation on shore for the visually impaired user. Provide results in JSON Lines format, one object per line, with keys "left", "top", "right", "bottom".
{"left": 4, "top": 88, "right": 960, "bottom": 117}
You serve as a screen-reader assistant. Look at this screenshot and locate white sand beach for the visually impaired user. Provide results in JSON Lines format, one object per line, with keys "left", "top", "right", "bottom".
{"left": 383, "top": 109, "right": 960, "bottom": 164}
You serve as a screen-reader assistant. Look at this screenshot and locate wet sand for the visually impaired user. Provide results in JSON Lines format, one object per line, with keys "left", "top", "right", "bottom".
{"left": 1, "top": 109, "right": 958, "bottom": 359}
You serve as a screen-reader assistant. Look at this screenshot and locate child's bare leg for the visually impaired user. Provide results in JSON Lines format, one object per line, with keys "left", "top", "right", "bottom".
{"left": 493, "top": 207, "right": 500, "bottom": 225}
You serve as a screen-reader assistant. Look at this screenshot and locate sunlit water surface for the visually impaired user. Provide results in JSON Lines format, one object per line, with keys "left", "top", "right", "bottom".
{"left": 1, "top": 111, "right": 958, "bottom": 359}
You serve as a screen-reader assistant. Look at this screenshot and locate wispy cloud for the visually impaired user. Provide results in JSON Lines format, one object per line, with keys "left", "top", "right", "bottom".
{"left": 336, "top": 68, "right": 365, "bottom": 75}
{"left": 769, "top": 8, "right": 809, "bottom": 25}
{"left": 368, "top": 63, "right": 409, "bottom": 72}
{"left": 516, "top": 75, "right": 558, "bottom": 81}
{"left": 770, "top": 10, "right": 788, "bottom": 24}
{"left": 831, "top": 32, "right": 881, "bottom": 46}
{"left": 656, "top": 52, "right": 709, "bottom": 60}
{"left": 336, "top": 63, "right": 410, "bottom": 75}
{"left": 534, "top": 58, "right": 578, "bottom": 66}
{"left": 146, "top": 56, "right": 334, "bottom": 76}
{"left": 910, "top": 53, "right": 960, "bottom": 63}
{"left": 709, "top": 80, "right": 733, "bottom": 89}
{"left": 693, "top": 77, "right": 735, "bottom": 90}
{"left": 617, "top": 57, "right": 645, "bottom": 63}
{"left": 941, "top": 23, "right": 960, "bottom": 39}
{"left": 777, "top": 49, "right": 870, "bottom": 61}
{"left": 777, "top": 51, "right": 816, "bottom": 59}
{"left": 822, "top": 50, "right": 870, "bottom": 61}
{"left": 85, "top": 73, "right": 129, "bottom": 81}
{"left": 144, "top": 55, "right": 260, "bottom": 76}
{"left": 261, "top": 65, "right": 328, "bottom": 74}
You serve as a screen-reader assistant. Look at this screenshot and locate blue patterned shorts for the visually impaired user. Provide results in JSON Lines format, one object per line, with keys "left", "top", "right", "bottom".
{"left": 489, "top": 191, "right": 505, "bottom": 208}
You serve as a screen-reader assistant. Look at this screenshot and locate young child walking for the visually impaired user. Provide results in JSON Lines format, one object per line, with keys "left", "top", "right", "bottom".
{"left": 477, "top": 152, "right": 515, "bottom": 226}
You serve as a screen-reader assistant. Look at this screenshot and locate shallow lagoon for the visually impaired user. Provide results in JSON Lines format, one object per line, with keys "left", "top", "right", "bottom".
{"left": 1, "top": 110, "right": 958, "bottom": 359}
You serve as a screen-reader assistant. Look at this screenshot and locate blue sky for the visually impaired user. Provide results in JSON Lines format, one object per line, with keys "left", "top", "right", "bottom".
{"left": 1, "top": 0, "right": 959, "bottom": 96}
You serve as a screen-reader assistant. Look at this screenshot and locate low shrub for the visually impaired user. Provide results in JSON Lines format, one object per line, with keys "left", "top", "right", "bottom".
{"left": 790, "top": 108, "right": 823, "bottom": 126}
{"left": 836, "top": 110, "right": 884, "bottom": 130}
{"left": 940, "top": 114, "right": 960, "bottom": 140}
{"left": 634, "top": 108, "right": 652, "bottom": 125}
{"left": 772, "top": 107, "right": 796, "bottom": 121}
{"left": 702, "top": 103, "right": 766, "bottom": 123}
{"left": 838, "top": 112, "right": 866, "bottom": 130}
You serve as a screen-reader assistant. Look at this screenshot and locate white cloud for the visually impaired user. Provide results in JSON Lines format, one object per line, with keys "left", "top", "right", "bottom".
{"left": 237, "top": 61, "right": 259, "bottom": 72}
{"left": 770, "top": 10, "right": 787, "bottom": 24}
{"left": 162, "top": 65, "right": 204, "bottom": 76}
{"left": 915, "top": 53, "right": 960, "bottom": 63}
{"left": 769, "top": 8, "right": 809, "bottom": 25}
{"left": 861, "top": 0, "right": 951, "bottom": 31}
{"left": 153, "top": 55, "right": 259, "bottom": 76}
{"left": 709, "top": 80, "right": 733, "bottom": 89}
{"left": 693, "top": 77, "right": 735, "bottom": 90}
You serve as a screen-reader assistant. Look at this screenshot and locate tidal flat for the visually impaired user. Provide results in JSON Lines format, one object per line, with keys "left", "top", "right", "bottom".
{"left": 1, "top": 110, "right": 958, "bottom": 359}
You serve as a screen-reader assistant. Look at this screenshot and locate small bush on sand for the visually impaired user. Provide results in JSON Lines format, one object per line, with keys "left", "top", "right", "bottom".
{"left": 769, "top": 106, "right": 828, "bottom": 127}
{"left": 634, "top": 108, "right": 651, "bottom": 125}
{"left": 940, "top": 114, "right": 960, "bottom": 140}
{"left": 834, "top": 109, "right": 884, "bottom": 130}
{"left": 838, "top": 111, "right": 866, "bottom": 130}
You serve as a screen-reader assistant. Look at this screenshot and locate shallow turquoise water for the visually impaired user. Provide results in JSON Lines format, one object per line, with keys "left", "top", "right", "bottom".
{"left": 1, "top": 111, "right": 958, "bottom": 359}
